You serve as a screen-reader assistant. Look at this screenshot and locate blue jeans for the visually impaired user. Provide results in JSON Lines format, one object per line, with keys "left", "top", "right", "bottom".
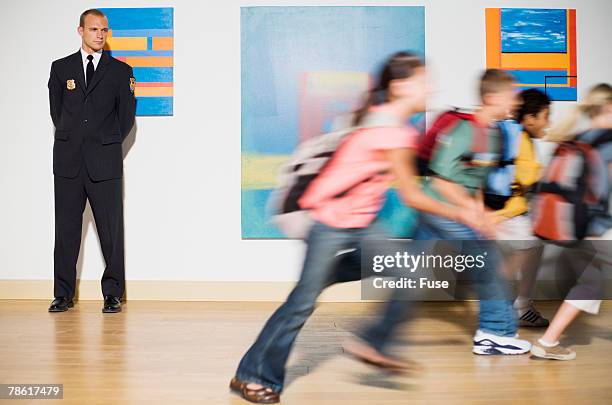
{"left": 415, "top": 213, "right": 517, "bottom": 336}
{"left": 356, "top": 290, "right": 417, "bottom": 356}
{"left": 235, "top": 221, "right": 389, "bottom": 392}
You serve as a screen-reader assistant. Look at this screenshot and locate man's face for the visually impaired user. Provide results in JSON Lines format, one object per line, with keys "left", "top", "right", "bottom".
{"left": 78, "top": 14, "right": 109, "bottom": 53}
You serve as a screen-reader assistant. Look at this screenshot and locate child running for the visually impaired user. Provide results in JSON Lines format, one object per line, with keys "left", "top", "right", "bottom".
{"left": 229, "top": 52, "right": 487, "bottom": 404}
{"left": 531, "top": 83, "right": 612, "bottom": 360}
{"left": 486, "top": 88, "right": 552, "bottom": 327}
{"left": 416, "top": 69, "right": 531, "bottom": 355}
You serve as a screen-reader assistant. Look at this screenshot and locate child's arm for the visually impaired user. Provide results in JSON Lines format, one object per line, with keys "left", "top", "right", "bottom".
{"left": 430, "top": 176, "right": 477, "bottom": 211}
{"left": 430, "top": 178, "right": 496, "bottom": 238}
{"left": 385, "top": 148, "right": 485, "bottom": 233}
{"left": 425, "top": 124, "right": 497, "bottom": 237}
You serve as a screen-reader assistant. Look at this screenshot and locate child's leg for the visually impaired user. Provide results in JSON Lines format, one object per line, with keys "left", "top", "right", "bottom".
{"left": 530, "top": 242, "right": 603, "bottom": 360}
{"left": 530, "top": 301, "right": 580, "bottom": 361}
{"left": 540, "top": 301, "right": 582, "bottom": 344}
{"left": 497, "top": 215, "right": 548, "bottom": 326}
{"left": 234, "top": 222, "right": 360, "bottom": 393}
{"left": 472, "top": 242, "right": 532, "bottom": 355}
{"left": 512, "top": 245, "right": 549, "bottom": 327}
{"left": 515, "top": 246, "right": 545, "bottom": 302}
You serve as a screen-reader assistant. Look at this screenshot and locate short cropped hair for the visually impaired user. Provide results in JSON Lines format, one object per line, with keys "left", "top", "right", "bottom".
{"left": 516, "top": 89, "right": 551, "bottom": 123}
{"left": 79, "top": 9, "right": 107, "bottom": 27}
{"left": 479, "top": 69, "right": 515, "bottom": 99}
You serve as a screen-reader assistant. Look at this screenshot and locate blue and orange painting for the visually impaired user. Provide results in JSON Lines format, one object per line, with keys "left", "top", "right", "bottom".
{"left": 501, "top": 9, "right": 567, "bottom": 53}
{"left": 100, "top": 7, "right": 173, "bottom": 116}
{"left": 241, "top": 6, "right": 425, "bottom": 238}
{"left": 486, "top": 8, "right": 577, "bottom": 101}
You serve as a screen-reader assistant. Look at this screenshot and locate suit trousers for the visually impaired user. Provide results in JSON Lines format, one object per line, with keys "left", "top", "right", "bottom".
{"left": 53, "top": 163, "right": 124, "bottom": 298}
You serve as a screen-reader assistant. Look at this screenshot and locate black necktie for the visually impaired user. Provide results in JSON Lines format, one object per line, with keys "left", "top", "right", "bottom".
{"left": 86, "top": 55, "right": 94, "bottom": 88}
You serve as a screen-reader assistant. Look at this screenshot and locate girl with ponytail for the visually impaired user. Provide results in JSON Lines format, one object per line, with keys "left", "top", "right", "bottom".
{"left": 230, "top": 51, "right": 487, "bottom": 403}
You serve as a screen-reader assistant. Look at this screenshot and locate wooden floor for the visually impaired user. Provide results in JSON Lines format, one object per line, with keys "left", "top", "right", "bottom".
{"left": 1, "top": 300, "right": 611, "bottom": 404}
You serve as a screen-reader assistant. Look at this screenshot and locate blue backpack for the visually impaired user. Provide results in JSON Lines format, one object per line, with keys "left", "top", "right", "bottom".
{"left": 485, "top": 120, "right": 523, "bottom": 209}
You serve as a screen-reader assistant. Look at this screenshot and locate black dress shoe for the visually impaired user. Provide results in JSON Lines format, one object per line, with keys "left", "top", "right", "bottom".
{"left": 103, "top": 296, "right": 122, "bottom": 313}
{"left": 48, "top": 297, "right": 74, "bottom": 312}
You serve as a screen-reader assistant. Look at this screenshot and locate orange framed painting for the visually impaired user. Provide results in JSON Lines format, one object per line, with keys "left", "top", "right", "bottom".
{"left": 486, "top": 8, "right": 577, "bottom": 101}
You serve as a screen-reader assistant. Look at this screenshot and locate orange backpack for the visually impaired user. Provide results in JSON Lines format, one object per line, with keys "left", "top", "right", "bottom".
{"left": 532, "top": 130, "right": 612, "bottom": 241}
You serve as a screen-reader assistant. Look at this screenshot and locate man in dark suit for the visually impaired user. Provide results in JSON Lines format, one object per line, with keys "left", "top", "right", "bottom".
{"left": 48, "top": 9, "right": 136, "bottom": 313}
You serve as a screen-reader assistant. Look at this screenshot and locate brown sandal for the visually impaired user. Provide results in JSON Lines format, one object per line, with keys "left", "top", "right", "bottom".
{"left": 229, "top": 377, "right": 246, "bottom": 393}
{"left": 229, "top": 377, "right": 280, "bottom": 404}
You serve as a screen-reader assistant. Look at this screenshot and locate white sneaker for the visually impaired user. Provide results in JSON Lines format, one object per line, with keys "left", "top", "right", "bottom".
{"left": 472, "top": 330, "right": 531, "bottom": 355}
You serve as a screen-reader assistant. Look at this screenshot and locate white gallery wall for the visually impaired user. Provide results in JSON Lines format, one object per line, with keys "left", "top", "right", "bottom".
{"left": 0, "top": 0, "right": 611, "bottom": 288}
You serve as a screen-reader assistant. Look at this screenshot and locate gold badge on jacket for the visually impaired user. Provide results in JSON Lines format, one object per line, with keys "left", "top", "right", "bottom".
{"left": 66, "top": 79, "right": 76, "bottom": 90}
{"left": 129, "top": 77, "right": 136, "bottom": 93}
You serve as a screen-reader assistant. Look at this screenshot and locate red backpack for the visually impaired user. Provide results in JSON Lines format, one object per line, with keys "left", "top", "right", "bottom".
{"left": 417, "top": 109, "right": 489, "bottom": 176}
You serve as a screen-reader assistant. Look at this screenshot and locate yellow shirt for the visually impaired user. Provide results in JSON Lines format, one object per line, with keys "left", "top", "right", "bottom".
{"left": 495, "top": 131, "right": 541, "bottom": 219}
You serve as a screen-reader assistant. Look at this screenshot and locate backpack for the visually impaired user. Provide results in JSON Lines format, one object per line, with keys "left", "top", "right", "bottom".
{"left": 484, "top": 120, "right": 523, "bottom": 210}
{"left": 416, "top": 109, "right": 490, "bottom": 176}
{"left": 267, "top": 111, "right": 404, "bottom": 239}
{"left": 532, "top": 130, "right": 612, "bottom": 241}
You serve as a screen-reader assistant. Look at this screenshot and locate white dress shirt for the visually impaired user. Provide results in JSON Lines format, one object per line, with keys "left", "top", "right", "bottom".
{"left": 80, "top": 48, "right": 103, "bottom": 85}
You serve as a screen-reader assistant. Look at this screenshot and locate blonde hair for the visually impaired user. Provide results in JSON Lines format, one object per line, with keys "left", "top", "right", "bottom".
{"left": 79, "top": 9, "right": 106, "bottom": 27}
{"left": 547, "top": 83, "right": 612, "bottom": 141}
{"left": 479, "top": 69, "right": 514, "bottom": 100}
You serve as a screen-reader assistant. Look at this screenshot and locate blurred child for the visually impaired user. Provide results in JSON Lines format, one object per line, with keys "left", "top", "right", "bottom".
{"left": 531, "top": 83, "right": 612, "bottom": 360}
{"left": 417, "top": 69, "right": 531, "bottom": 355}
{"left": 486, "top": 89, "right": 552, "bottom": 327}
{"left": 229, "top": 52, "right": 485, "bottom": 404}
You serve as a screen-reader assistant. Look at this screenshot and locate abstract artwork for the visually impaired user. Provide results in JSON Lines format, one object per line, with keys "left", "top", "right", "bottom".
{"left": 100, "top": 7, "right": 174, "bottom": 116}
{"left": 486, "top": 8, "right": 577, "bottom": 101}
{"left": 241, "top": 6, "right": 425, "bottom": 238}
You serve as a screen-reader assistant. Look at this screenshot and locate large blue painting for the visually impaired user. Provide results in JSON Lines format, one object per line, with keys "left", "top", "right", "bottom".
{"left": 241, "top": 6, "right": 425, "bottom": 238}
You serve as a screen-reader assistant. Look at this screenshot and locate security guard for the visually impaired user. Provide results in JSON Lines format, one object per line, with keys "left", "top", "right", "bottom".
{"left": 48, "top": 9, "right": 136, "bottom": 313}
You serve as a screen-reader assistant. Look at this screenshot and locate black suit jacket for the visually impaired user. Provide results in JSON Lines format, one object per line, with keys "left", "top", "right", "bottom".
{"left": 48, "top": 50, "right": 136, "bottom": 181}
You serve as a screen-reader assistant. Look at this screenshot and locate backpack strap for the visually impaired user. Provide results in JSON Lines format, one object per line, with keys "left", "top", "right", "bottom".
{"left": 433, "top": 109, "right": 490, "bottom": 156}
{"left": 358, "top": 110, "right": 405, "bottom": 129}
{"left": 418, "top": 110, "right": 463, "bottom": 160}
{"left": 589, "top": 129, "right": 612, "bottom": 148}
{"left": 420, "top": 109, "right": 494, "bottom": 174}
{"left": 456, "top": 111, "right": 489, "bottom": 156}
{"left": 310, "top": 110, "right": 404, "bottom": 202}
{"left": 444, "top": 110, "right": 491, "bottom": 166}
{"left": 580, "top": 130, "right": 612, "bottom": 208}
{"left": 496, "top": 120, "right": 523, "bottom": 166}
{"left": 327, "top": 110, "right": 404, "bottom": 172}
